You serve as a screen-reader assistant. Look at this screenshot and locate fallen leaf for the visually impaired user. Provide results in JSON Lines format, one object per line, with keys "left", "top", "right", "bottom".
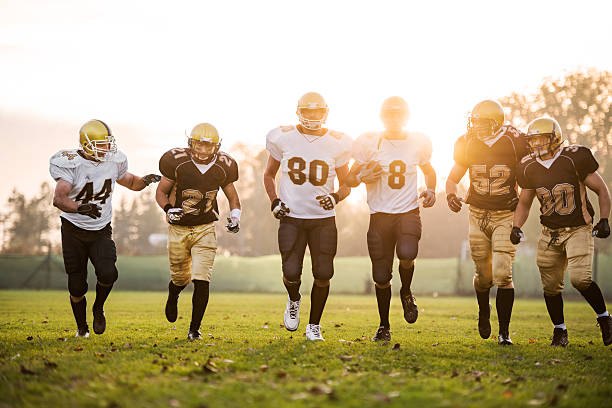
{"left": 502, "top": 378, "right": 512, "bottom": 385}
{"left": 309, "top": 384, "right": 332, "bottom": 395}
{"left": 73, "top": 346, "right": 83, "bottom": 352}
{"left": 291, "top": 393, "right": 309, "bottom": 400}
{"left": 276, "top": 370, "right": 287, "bottom": 378}
{"left": 41, "top": 320, "right": 48, "bottom": 324}
{"left": 503, "top": 390, "right": 513, "bottom": 399}
{"left": 392, "top": 343, "right": 401, "bottom": 350}
{"left": 334, "top": 324, "right": 342, "bottom": 328}
{"left": 168, "top": 398, "right": 180, "bottom": 407}
{"left": 259, "top": 365, "right": 269, "bottom": 372}
{"left": 432, "top": 342, "right": 439, "bottom": 347}
{"left": 57, "top": 338, "right": 66, "bottom": 342}
{"left": 203, "top": 359, "right": 218, "bottom": 374}
{"left": 529, "top": 338, "right": 537, "bottom": 344}
{"left": 94, "top": 352, "right": 105, "bottom": 358}
{"left": 451, "top": 369, "right": 459, "bottom": 378}
{"left": 222, "top": 359, "right": 234, "bottom": 364}
{"left": 26, "top": 336, "right": 33, "bottom": 341}
{"left": 44, "top": 361, "right": 58, "bottom": 369}
{"left": 584, "top": 355, "right": 593, "bottom": 361}
{"left": 20, "top": 365, "right": 36, "bottom": 375}
{"left": 339, "top": 355, "right": 353, "bottom": 361}
{"left": 123, "top": 343, "right": 133, "bottom": 349}
{"left": 527, "top": 399, "right": 545, "bottom": 406}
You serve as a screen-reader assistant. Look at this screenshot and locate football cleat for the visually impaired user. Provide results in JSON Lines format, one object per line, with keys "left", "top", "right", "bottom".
{"left": 92, "top": 306, "right": 106, "bottom": 335}
{"left": 551, "top": 328, "right": 569, "bottom": 347}
{"left": 165, "top": 295, "right": 179, "bottom": 323}
{"left": 283, "top": 296, "right": 301, "bottom": 331}
{"left": 305, "top": 324, "right": 324, "bottom": 341}
{"left": 187, "top": 330, "right": 202, "bottom": 341}
{"left": 75, "top": 326, "right": 90, "bottom": 338}
{"left": 597, "top": 315, "right": 612, "bottom": 346}
{"left": 372, "top": 326, "right": 391, "bottom": 342}
{"left": 401, "top": 291, "right": 418, "bottom": 324}
{"left": 498, "top": 329, "right": 513, "bottom": 345}
{"left": 478, "top": 304, "right": 491, "bottom": 339}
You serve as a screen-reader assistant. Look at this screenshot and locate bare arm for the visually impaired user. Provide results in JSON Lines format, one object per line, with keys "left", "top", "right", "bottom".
{"left": 420, "top": 162, "right": 437, "bottom": 191}
{"left": 513, "top": 188, "right": 536, "bottom": 228}
{"left": 117, "top": 172, "right": 147, "bottom": 191}
{"left": 335, "top": 164, "right": 351, "bottom": 201}
{"left": 263, "top": 155, "right": 281, "bottom": 203}
{"left": 584, "top": 171, "right": 611, "bottom": 219}
{"left": 445, "top": 164, "right": 468, "bottom": 197}
{"left": 155, "top": 176, "right": 175, "bottom": 210}
{"left": 221, "top": 182, "right": 241, "bottom": 211}
{"left": 344, "top": 162, "right": 364, "bottom": 188}
{"left": 52, "top": 179, "right": 79, "bottom": 213}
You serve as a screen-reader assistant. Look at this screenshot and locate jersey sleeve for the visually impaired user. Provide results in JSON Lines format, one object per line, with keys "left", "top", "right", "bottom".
{"left": 159, "top": 150, "right": 178, "bottom": 180}
{"left": 418, "top": 134, "right": 433, "bottom": 166}
{"left": 335, "top": 134, "right": 353, "bottom": 167}
{"left": 352, "top": 133, "right": 377, "bottom": 164}
{"left": 265, "top": 128, "right": 283, "bottom": 161}
{"left": 453, "top": 135, "right": 469, "bottom": 168}
{"left": 515, "top": 163, "right": 532, "bottom": 189}
{"left": 220, "top": 153, "right": 239, "bottom": 187}
{"left": 49, "top": 151, "right": 76, "bottom": 183}
{"left": 115, "top": 151, "right": 128, "bottom": 179}
{"left": 49, "top": 163, "right": 74, "bottom": 183}
{"left": 572, "top": 146, "right": 599, "bottom": 180}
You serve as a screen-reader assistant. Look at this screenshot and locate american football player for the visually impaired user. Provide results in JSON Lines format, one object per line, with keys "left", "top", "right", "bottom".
{"left": 263, "top": 92, "right": 352, "bottom": 341}
{"left": 345, "top": 96, "right": 436, "bottom": 341}
{"left": 512, "top": 117, "right": 611, "bottom": 347}
{"left": 50, "top": 119, "right": 161, "bottom": 338}
{"left": 445, "top": 100, "right": 528, "bottom": 345}
{"left": 156, "top": 123, "right": 241, "bottom": 340}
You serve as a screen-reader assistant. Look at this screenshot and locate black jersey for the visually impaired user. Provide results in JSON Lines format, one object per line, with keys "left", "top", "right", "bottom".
{"left": 453, "top": 125, "right": 528, "bottom": 211}
{"left": 159, "top": 148, "right": 239, "bottom": 226}
{"left": 517, "top": 145, "right": 598, "bottom": 229}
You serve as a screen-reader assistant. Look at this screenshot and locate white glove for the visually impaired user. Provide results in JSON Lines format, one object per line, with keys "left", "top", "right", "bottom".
{"left": 167, "top": 208, "right": 185, "bottom": 224}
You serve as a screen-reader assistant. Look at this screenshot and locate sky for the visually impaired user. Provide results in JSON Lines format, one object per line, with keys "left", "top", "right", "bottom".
{"left": 1, "top": 0, "right": 612, "bottom": 204}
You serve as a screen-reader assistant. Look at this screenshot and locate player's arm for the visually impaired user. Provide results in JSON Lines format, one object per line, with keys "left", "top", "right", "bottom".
{"left": 344, "top": 162, "right": 364, "bottom": 188}
{"left": 418, "top": 162, "right": 437, "bottom": 208}
{"left": 155, "top": 176, "right": 175, "bottom": 211}
{"left": 222, "top": 183, "right": 241, "bottom": 211}
{"left": 117, "top": 172, "right": 161, "bottom": 191}
{"left": 585, "top": 171, "right": 611, "bottom": 238}
{"left": 445, "top": 164, "right": 468, "bottom": 212}
{"left": 510, "top": 188, "right": 536, "bottom": 244}
{"left": 52, "top": 179, "right": 79, "bottom": 213}
{"left": 335, "top": 164, "right": 351, "bottom": 201}
{"left": 263, "top": 155, "right": 281, "bottom": 203}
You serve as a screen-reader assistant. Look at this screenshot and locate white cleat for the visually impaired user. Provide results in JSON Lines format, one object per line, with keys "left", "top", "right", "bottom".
{"left": 306, "top": 324, "right": 324, "bottom": 341}
{"left": 75, "top": 327, "right": 90, "bottom": 338}
{"left": 283, "top": 295, "right": 301, "bottom": 331}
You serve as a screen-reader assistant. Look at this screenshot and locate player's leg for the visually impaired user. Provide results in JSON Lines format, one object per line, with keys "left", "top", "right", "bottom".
{"left": 306, "top": 217, "right": 337, "bottom": 341}
{"left": 367, "top": 213, "right": 395, "bottom": 340}
{"left": 537, "top": 228, "right": 569, "bottom": 346}
{"left": 88, "top": 223, "right": 118, "bottom": 335}
{"left": 469, "top": 208, "right": 494, "bottom": 339}
{"left": 566, "top": 225, "right": 611, "bottom": 345}
{"left": 61, "top": 219, "right": 90, "bottom": 337}
{"left": 491, "top": 211, "right": 517, "bottom": 345}
{"left": 396, "top": 210, "right": 422, "bottom": 324}
{"left": 189, "top": 223, "right": 217, "bottom": 340}
{"left": 166, "top": 225, "right": 193, "bottom": 323}
{"left": 278, "top": 217, "right": 308, "bottom": 331}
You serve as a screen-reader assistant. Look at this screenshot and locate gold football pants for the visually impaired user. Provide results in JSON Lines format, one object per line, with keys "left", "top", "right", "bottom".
{"left": 468, "top": 207, "right": 516, "bottom": 291}
{"left": 537, "top": 224, "right": 594, "bottom": 296}
{"left": 167, "top": 223, "right": 217, "bottom": 286}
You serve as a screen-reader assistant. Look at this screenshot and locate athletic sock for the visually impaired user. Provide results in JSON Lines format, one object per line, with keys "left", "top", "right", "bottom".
{"left": 597, "top": 311, "right": 610, "bottom": 318}
{"left": 309, "top": 283, "right": 330, "bottom": 325}
{"left": 70, "top": 296, "right": 87, "bottom": 329}
{"left": 93, "top": 283, "right": 113, "bottom": 311}
{"left": 476, "top": 289, "right": 490, "bottom": 315}
{"left": 554, "top": 323, "right": 567, "bottom": 330}
{"left": 375, "top": 285, "right": 392, "bottom": 329}
{"left": 578, "top": 282, "right": 607, "bottom": 315}
{"left": 496, "top": 288, "right": 514, "bottom": 330}
{"left": 544, "top": 293, "right": 565, "bottom": 326}
{"left": 190, "top": 280, "right": 210, "bottom": 332}
{"left": 399, "top": 264, "right": 415, "bottom": 296}
{"left": 168, "top": 280, "right": 186, "bottom": 300}
{"left": 284, "top": 279, "right": 301, "bottom": 302}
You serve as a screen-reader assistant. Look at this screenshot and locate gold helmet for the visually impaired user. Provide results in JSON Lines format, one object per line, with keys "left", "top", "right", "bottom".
{"left": 467, "top": 100, "right": 505, "bottom": 142}
{"left": 526, "top": 117, "right": 563, "bottom": 158}
{"left": 79, "top": 119, "right": 117, "bottom": 161}
{"left": 188, "top": 123, "right": 221, "bottom": 163}
{"left": 380, "top": 96, "right": 410, "bottom": 130}
{"left": 297, "top": 92, "right": 328, "bottom": 130}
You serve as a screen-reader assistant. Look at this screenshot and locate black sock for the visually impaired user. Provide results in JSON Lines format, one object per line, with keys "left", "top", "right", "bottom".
{"left": 190, "top": 280, "right": 210, "bottom": 332}
{"left": 375, "top": 285, "right": 392, "bottom": 328}
{"left": 496, "top": 288, "right": 514, "bottom": 330}
{"left": 544, "top": 294, "right": 565, "bottom": 325}
{"left": 399, "top": 264, "right": 415, "bottom": 296}
{"left": 309, "top": 283, "right": 330, "bottom": 325}
{"left": 168, "top": 280, "right": 186, "bottom": 300}
{"left": 70, "top": 296, "right": 87, "bottom": 329}
{"left": 476, "top": 289, "right": 490, "bottom": 315}
{"left": 284, "top": 279, "right": 301, "bottom": 302}
{"left": 93, "top": 283, "right": 113, "bottom": 311}
{"left": 579, "top": 282, "right": 607, "bottom": 315}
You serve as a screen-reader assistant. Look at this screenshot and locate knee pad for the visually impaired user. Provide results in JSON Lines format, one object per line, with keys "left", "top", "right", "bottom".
{"left": 97, "top": 266, "right": 118, "bottom": 286}
{"left": 282, "top": 258, "right": 303, "bottom": 282}
{"left": 312, "top": 254, "right": 334, "bottom": 281}
{"left": 569, "top": 272, "right": 592, "bottom": 292}
{"left": 492, "top": 251, "right": 513, "bottom": 288}
{"left": 171, "top": 267, "right": 192, "bottom": 286}
{"left": 473, "top": 275, "right": 493, "bottom": 292}
{"left": 372, "top": 261, "right": 392, "bottom": 286}
{"left": 396, "top": 235, "right": 419, "bottom": 261}
{"left": 68, "top": 274, "right": 88, "bottom": 298}
{"left": 313, "top": 278, "right": 330, "bottom": 288}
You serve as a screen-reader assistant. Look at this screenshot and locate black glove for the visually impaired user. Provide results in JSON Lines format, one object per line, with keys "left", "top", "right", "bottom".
{"left": 593, "top": 218, "right": 610, "bottom": 238}
{"left": 226, "top": 217, "right": 240, "bottom": 233}
{"left": 446, "top": 193, "right": 463, "bottom": 213}
{"left": 77, "top": 203, "right": 102, "bottom": 219}
{"left": 316, "top": 193, "right": 339, "bottom": 211}
{"left": 142, "top": 174, "right": 162, "bottom": 186}
{"left": 510, "top": 226, "right": 524, "bottom": 245}
{"left": 271, "top": 198, "right": 290, "bottom": 219}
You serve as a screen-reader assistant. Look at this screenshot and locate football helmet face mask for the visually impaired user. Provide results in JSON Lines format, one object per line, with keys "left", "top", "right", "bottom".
{"left": 526, "top": 117, "right": 563, "bottom": 159}
{"left": 297, "top": 92, "right": 328, "bottom": 130}
{"left": 380, "top": 96, "right": 409, "bottom": 131}
{"left": 79, "top": 119, "right": 117, "bottom": 162}
{"left": 467, "top": 100, "right": 504, "bottom": 142}
{"left": 188, "top": 123, "right": 221, "bottom": 163}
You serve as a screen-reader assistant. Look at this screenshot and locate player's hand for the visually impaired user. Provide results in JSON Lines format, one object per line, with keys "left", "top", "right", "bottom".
{"left": 510, "top": 226, "right": 524, "bottom": 245}
{"left": 316, "top": 193, "right": 339, "bottom": 210}
{"left": 142, "top": 174, "right": 162, "bottom": 186}
{"left": 446, "top": 193, "right": 464, "bottom": 213}
{"left": 226, "top": 217, "right": 240, "bottom": 233}
{"left": 166, "top": 208, "right": 185, "bottom": 224}
{"left": 592, "top": 218, "right": 610, "bottom": 238}
{"left": 359, "top": 161, "right": 384, "bottom": 184}
{"left": 77, "top": 203, "right": 102, "bottom": 219}
{"left": 419, "top": 189, "right": 436, "bottom": 208}
{"left": 271, "top": 198, "right": 290, "bottom": 219}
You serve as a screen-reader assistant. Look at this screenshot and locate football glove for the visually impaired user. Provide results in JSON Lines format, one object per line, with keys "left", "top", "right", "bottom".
{"left": 419, "top": 188, "right": 436, "bottom": 208}
{"left": 592, "top": 218, "right": 610, "bottom": 238}
{"left": 77, "top": 203, "right": 102, "bottom": 219}
{"left": 166, "top": 208, "right": 185, "bottom": 224}
{"left": 359, "top": 161, "right": 384, "bottom": 184}
{"left": 316, "top": 193, "right": 339, "bottom": 211}
{"left": 226, "top": 217, "right": 240, "bottom": 233}
{"left": 446, "top": 193, "right": 464, "bottom": 213}
{"left": 510, "top": 226, "right": 524, "bottom": 245}
{"left": 142, "top": 174, "right": 162, "bottom": 186}
{"left": 271, "top": 198, "right": 290, "bottom": 219}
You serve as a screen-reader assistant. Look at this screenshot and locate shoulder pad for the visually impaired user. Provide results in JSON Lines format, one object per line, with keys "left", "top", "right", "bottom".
{"left": 50, "top": 149, "right": 81, "bottom": 168}
{"left": 563, "top": 145, "right": 587, "bottom": 153}
{"left": 360, "top": 131, "right": 379, "bottom": 140}
{"left": 520, "top": 153, "right": 535, "bottom": 164}
{"left": 279, "top": 125, "right": 296, "bottom": 133}
{"left": 328, "top": 129, "right": 346, "bottom": 140}
{"left": 110, "top": 150, "right": 128, "bottom": 164}
{"left": 217, "top": 151, "right": 236, "bottom": 164}
{"left": 501, "top": 124, "right": 524, "bottom": 138}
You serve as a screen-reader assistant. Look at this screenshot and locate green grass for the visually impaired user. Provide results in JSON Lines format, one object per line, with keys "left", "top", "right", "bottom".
{"left": 1, "top": 291, "right": 611, "bottom": 407}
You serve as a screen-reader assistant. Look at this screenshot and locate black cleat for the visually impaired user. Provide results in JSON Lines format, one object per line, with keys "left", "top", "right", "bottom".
{"left": 478, "top": 304, "right": 491, "bottom": 339}
{"left": 498, "top": 329, "right": 513, "bottom": 345}
{"left": 551, "top": 328, "right": 569, "bottom": 347}
{"left": 401, "top": 291, "right": 418, "bottom": 324}
{"left": 92, "top": 307, "right": 106, "bottom": 335}
{"left": 597, "top": 315, "right": 612, "bottom": 346}
{"left": 165, "top": 295, "right": 178, "bottom": 323}
{"left": 187, "top": 330, "right": 201, "bottom": 341}
{"left": 372, "top": 326, "right": 391, "bottom": 342}
{"left": 75, "top": 326, "right": 90, "bottom": 338}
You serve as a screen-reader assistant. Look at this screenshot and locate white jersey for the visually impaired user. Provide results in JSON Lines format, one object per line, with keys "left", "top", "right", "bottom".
{"left": 49, "top": 149, "right": 128, "bottom": 230}
{"left": 352, "top": 131, "right": 432, "bottom": 214}
{"left": 266, "top": 125, "right": 352, "bottom": 219}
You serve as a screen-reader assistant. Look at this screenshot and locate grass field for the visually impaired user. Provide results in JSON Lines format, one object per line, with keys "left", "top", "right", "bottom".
{"left": 1, "top": 291, "right": 611, "bottom": 407}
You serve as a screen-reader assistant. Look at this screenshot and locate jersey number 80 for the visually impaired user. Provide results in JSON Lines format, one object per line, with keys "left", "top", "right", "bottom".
{"left": 287, "top": 157, "right": 329, "bottom": 186}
